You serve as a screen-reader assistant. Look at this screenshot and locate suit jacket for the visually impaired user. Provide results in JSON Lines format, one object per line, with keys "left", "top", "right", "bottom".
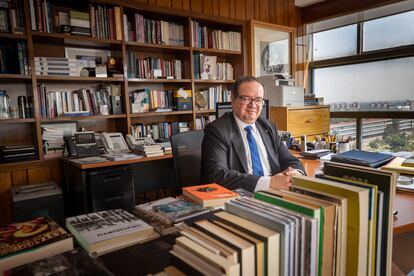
{"left": 201, "top": 112, "right": 305, "bottom": 192}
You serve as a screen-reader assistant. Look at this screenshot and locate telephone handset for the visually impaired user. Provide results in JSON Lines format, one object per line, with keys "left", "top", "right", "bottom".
{"left": 126, "top": 134, "right": 156, "bottom": 150}
{"left": 101, "top": 132, "right": 130, "bottom": 153}
{"left": 65, "top": 131, "right": 100, "bottom": 158}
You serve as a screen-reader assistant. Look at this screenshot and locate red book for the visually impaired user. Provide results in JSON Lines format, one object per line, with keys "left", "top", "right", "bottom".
{"left": 182, "top": 183, "right": 240, "bottom": 208}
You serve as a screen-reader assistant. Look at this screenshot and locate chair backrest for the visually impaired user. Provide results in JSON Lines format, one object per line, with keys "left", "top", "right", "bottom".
{"left": 171, "top": 130, "right": 204, "bottom": 188}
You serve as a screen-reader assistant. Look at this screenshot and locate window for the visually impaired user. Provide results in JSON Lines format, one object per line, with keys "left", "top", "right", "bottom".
{"left": 311, "top": 25, "right": 358, "bottom": 61}
{"left": 363, "top": 10, "right": 414, "bottom": 52}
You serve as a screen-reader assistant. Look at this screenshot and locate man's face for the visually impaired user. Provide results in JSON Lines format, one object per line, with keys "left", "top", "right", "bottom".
{"left": 232, "top": 80, "right": 264, "bottom": 124}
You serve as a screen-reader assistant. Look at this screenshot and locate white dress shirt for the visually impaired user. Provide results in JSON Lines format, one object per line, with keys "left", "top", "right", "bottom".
{"left": 233, "top": 114, "right": 272, "bottom": 191}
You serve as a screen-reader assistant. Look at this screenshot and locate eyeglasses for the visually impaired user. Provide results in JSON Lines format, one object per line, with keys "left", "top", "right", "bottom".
{"left": 236, "top": 95, "right": 264, "bottom": 106}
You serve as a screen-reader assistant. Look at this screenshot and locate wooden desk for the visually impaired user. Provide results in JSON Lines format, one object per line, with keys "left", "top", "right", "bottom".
{"left": 298, "top": 157, "right": 414, "bottom": 235}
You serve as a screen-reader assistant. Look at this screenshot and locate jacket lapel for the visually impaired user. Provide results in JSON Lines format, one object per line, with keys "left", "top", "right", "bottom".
{"left": 257, "top": 122, "right": 279, "bottom": 173}
{"left": 230, "top": 115, "right": 249, "bottom": 173}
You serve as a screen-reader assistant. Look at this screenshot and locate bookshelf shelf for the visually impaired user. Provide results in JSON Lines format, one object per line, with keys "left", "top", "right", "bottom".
{"left": 126, "top": 42, "right": 190, "bottom": 52}
{"left": 0, "top": 74, "right": 31, "bottom": 80}
{"left": 130, "top": 111, "right": 193, "bottom": 118}
{"left": 40, "top": 114, "right": 127, "bottom": 122}
{"left": 194, "top": 80, "right": 235, "bottom": 84}
{"left": 0, "top": 118, "right": 36, "bottom": 124}
{"left": 195, "top": 109, "right": 215, "bottom": 114}
{"left": 0, "top": 33, "right": 27, "bottom": 40}
{"left": 36, "top": 76, "right": 124, "bottom": 82}
{"left": 31, "top": 32, "right": 122, "bottom": 46}
{"left": 127, "top": 78, "right": 191, "bottom": 83}
{"left": 192, "top": 47, "right": 242, "bottom": 55}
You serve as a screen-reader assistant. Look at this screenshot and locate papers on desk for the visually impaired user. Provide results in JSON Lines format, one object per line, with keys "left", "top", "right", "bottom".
{"left": 70, "top": 156, "right": 109, "bottom": 164}
{"left": 103, "top": 153, "right": 143, "bottom": 161}
{"left": 397, "top": 175, "right": 414, "bottom": 193}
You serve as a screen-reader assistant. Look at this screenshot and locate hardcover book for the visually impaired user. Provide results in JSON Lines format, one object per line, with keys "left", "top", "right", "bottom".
{"left": 66, "top": 209, "right": 154, "bottom": 255}
{"left": 0, "top": 216, "right": 73, "bottom": 274}
{"left": 7, "top": 248, "right": 113, "bottom": 276}
{"left": 182, "top": 183, "right": 240, "bottom": 208}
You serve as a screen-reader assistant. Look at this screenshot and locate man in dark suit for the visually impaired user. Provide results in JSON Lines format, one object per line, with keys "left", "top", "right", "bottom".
{"left": 201, "top": 76, "right": 305, "bottom": 192}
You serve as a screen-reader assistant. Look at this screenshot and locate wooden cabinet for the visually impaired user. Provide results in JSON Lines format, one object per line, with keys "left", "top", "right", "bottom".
{"left": 270, "top": 105, "right": 330, "bottom": 137}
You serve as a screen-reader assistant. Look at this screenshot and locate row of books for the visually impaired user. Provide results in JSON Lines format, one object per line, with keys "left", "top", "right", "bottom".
{"left": 127, "top": 53, "right": 183, "bottom": 79}
{"left": 35, "top": 57, "right": 96, "bottom": 77}
{"left": 191, "top": 20, "right": 241, "bottom": 51}
{"left": 131, "top": 122, "right": 190, "bottom": 141}
{"left": 162, "top": 162, "right": 396, "bottom": 276}
{"left": 0, "top": 41, "right": 29, "bottom": 75}
{"left": 193, "top": 53, "right": 234, "bottom": 80}
{"left": 38, "top": 84, "right": 122, "bottom": 118}
{"left": 197, "top": 85, "right": 232, "bottom": 110}
{"left": 124, "top": 13, "right": 185, "bottom": 46}
{"left": 130, "top": 88, "right": 174, "bottom": 113}
{"left": 0, "top": 0, "right": 24, "bottom": 34}
{"left": 29, "top": 1, "right": 122, "bottom": 40}
{"left": 195, "top": 115, "right": 216, "bottom": 130}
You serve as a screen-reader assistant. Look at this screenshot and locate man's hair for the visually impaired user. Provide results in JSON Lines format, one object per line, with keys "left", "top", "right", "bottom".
{"left": 231, "top": 76, "right": 265, "bottom": 98}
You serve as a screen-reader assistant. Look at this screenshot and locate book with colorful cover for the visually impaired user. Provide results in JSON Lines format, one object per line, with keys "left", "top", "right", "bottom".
{"left": 0, "top": 216, "right": 73, "bottom": 274}
{"left": 182, "top": 183, "right": 240, "bottom": 208}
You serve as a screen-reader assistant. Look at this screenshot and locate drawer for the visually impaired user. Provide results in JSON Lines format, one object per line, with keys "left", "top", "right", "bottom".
{"left": 287, "top": 107, "right": 330, "bottom": 137}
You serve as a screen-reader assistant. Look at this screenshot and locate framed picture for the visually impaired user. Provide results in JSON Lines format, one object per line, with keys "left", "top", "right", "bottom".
{"left": 64, "top": 47, "right": 111, "bottom": 65}
{"left": 248, "top": 20, "right": 295, "bottom": 78}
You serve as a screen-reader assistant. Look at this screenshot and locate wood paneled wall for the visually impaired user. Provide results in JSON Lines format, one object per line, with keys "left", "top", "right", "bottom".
{"left": 128, "top": 0, "right": 299, "bottom": 27}
{"left": 0, "top": 159, "right": 62, "bottom": 224}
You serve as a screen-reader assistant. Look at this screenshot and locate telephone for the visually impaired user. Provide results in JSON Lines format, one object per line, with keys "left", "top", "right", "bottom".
{"left": 126, "top": 134, "right": 156, "bottom": 150}
{"left": 65, "top": 131, "right": 100, "bottom": 158}
{"left": 100, "top": 132, "right": 130, "bottom": 153}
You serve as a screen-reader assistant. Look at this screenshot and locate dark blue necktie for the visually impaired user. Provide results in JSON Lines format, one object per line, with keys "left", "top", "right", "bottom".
{"left": 244, "top": 125, "right": 264, "bottom": 176}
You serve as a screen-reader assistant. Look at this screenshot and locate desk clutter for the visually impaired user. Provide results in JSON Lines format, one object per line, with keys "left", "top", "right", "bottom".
{"left": 2, "top": 159, "right": 397, "bottom": 276}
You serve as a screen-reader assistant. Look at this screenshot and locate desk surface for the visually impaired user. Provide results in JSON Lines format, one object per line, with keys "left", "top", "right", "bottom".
{"left": 65, "top": 154, "right": 172, "bottom": 169}
{"left": 298, "top": 156, "right": 414, "bottom": 235}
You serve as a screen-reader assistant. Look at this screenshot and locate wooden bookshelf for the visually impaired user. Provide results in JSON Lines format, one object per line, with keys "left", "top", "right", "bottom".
{"left": 0, "top": 0, "right": 245, "bottom": 164}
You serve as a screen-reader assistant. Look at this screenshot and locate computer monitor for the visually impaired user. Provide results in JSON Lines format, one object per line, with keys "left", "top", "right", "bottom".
{"left": 215, "top": 99, "right": 269, "bottom": 119}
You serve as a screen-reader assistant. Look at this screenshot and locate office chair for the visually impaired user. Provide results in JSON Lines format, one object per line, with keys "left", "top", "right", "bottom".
{"left": 171, "top": 130, "right": 204, "bottom": 188}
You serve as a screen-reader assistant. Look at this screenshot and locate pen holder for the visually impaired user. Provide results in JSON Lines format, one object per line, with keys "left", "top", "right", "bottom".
{"left": 337, "top": 142, "right": 350, "bottom": 154}
{"left": 329, "top": 142, "right": 337, "bottom": 153}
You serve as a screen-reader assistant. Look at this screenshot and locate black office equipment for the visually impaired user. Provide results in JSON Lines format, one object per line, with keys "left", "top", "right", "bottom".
{"left": 87, "top": 166, "right": 135, "bottom": 211}
{"left": 215, "top": 99, "right": 270, "bottom": 119}
{"left": 65, "top": 132, "right": 100, "bottom": 158}
{"left": 11, "top": 181, "right": 64, "bottom": 226}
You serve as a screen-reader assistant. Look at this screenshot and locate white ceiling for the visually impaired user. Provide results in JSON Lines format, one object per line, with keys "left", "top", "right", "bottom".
{"left": 295, "top": 0, "right": 326, "bottom": 7}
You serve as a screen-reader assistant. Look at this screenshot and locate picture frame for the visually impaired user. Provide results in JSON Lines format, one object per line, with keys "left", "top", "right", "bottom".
{"left": 248, "top": 20, "right": 295, "bottom": 78}
{"left": 64, "top": 47, "right": 111, "bottom": 65}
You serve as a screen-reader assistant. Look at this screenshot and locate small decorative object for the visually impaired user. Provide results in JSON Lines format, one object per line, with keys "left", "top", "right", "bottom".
{"left": 106, "top": 56, "right": 122, "bottom": 77}
{"left": 248, "top": 20, "right": 295, "bottom": 77}
{"left": 95, "top": 64, "right": 107, "bottom": 78}
{"left": 194, "top": 90, "right": 207, "bottom": 109}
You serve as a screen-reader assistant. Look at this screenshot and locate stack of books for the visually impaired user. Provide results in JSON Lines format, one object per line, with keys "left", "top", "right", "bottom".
{"left": 168, "top": 162, "right": 396, "bottom": 276}
{"left": 69, "top": 10, "right": 90, "bottom": 36}
{"left": 42, "top": 127, "right": 65, "bottom": 159}
{"left": 0, "top": 216, "right": 73, "bottom": 274}
{"left": 135, "top": 143, "right": 164, "bottom": 158}
{"left": 35, "top": 57, "right": 95, "bottom": 77}
{"left": 65, "top": 209, "right": 156, "bottom": 256}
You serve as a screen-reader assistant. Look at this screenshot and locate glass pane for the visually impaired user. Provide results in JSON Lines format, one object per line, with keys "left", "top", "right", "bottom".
{"left": 314, "top": 56, "right": 414, "bottom": 107}
{"left": 362, "top": 119, "right": 414, "bottom": 153}
{"left": 312, "top": 25, "right": 357, "bottom": 61}
{"left": 254, "top": 26, "right": 291, "bottom": 76}
{"left": 330, "top": 118, "right": 357, "bottom": 151}
{"left": 363, "top": 10, "right": 414, "bottom": 52}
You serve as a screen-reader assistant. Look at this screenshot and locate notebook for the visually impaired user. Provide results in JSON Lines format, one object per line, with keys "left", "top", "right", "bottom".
{"left": 330, "top": 150, "right": 394, "bottom": 168}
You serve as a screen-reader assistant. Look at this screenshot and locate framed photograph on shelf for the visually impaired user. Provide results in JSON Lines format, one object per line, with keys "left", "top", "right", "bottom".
{"left": 64, "top": 47, "right": 111, "bottom": 65}
{"left": 248, "top": 20, "right": 295, "bottom": 78}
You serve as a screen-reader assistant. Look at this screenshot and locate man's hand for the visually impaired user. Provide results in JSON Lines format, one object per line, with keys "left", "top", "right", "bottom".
{"left": 269, "top": 167, "right": 301, "bottom": 190}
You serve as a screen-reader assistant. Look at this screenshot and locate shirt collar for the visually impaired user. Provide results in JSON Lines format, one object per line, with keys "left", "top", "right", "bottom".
{"left": 233, "top": 113, "right": 257, "bottom": 132}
